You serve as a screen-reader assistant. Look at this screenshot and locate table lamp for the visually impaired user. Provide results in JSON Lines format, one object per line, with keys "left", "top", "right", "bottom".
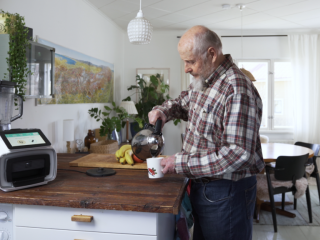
{"left": 119, "top": 101, "right": 138, "bottom": 143}
{"left": 63, "top": 119, "right": 74, "bottom": 153}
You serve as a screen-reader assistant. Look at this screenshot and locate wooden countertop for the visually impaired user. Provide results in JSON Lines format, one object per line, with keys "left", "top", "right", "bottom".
{"left": 0, "top": 154, "right": 188, "bottom": 215}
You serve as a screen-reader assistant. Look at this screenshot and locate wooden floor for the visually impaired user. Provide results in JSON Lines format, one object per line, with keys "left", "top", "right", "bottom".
{"left": 253, "top": 186, "right": 320, "bottom": 240}
{"left": 253, "top": 225, "right": 320, "bottom": 240}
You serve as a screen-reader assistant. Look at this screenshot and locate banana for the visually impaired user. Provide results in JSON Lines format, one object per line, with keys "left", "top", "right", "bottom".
{"left": 119, "top": 156, "right": 127, "bottom": 165}
{"left": 119, "top": 145, "right": 131, "bottom": 158}
{"left": 125, "top": 149, "right": 134, "bottom": 166}
{"left": 115, "top": 150, "right": 121, "bottom": 162}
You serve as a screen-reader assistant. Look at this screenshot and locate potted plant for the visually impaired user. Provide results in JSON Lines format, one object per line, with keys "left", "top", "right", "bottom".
{"left": 88, "top": 101, "right": 143, "bottom": 142}
{"left": 0, "top": 10, "right": 31, "bottom": 100}
{"left": 123, "top": 73, "right": 180, "bottom": 137}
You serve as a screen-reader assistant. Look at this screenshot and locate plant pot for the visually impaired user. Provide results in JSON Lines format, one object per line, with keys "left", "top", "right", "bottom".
{"left": 130, "top": 122, "right": 143, "bottom": 138}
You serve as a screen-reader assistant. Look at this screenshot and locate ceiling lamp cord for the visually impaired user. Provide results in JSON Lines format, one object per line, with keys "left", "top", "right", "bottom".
{"left": 241, "top": 7, "right": 243, "bottom": 59}
{"left": 238, "top": 4, "right": 256, "bottom": 82}
{"left": 127, "top": 0, "right": 153, "bottom": 45}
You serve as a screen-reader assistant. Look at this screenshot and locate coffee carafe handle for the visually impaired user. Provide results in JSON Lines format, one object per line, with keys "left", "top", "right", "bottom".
{"left": 154, "top": 119, "right": 162, "bottom": 135}
{"left": 11, "top": 94, "right": 23, "bottom": 122}
{"left": 144, "top": 118, "right": 162, "bottom": 135}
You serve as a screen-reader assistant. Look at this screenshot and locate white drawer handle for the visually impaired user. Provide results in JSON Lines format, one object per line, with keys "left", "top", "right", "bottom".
{"left": 71, "top": 215, "right": 93, "bottom": 222}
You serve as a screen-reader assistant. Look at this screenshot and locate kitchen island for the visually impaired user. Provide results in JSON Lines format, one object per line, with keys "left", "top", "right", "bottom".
{"left": 0, "top": 153, "right": 189, "bottom": 240}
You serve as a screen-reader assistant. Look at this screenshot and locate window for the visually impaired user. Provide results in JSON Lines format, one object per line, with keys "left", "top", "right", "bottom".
{"left": 236, "top": 60, "right": 293, "bottom": 131}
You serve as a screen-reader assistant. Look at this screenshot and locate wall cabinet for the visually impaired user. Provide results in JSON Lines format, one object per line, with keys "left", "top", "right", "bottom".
{"left": 0, "top": 34, "right": 55, "bottom": 98}
{"left": 25, "top": 40, "right": 55, "bottom": 98}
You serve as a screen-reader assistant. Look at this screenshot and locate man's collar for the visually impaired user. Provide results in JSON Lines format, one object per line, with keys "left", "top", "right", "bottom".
{"left": 204, "top": 54, "right": 233, "bottom": 86}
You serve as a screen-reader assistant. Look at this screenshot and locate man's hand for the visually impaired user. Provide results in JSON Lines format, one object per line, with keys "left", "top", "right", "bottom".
{"left": 161, "top": 155, "right": 176, "bottom": 174}
{"left": 148, "top": 109, "right": 167, "bottom": 128}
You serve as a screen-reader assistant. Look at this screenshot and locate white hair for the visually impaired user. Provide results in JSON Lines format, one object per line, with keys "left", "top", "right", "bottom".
{"left": 192, "top": 26, "right": 222, "bottom": 59}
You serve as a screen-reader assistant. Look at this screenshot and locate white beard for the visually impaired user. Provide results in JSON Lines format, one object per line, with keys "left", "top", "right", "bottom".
{"left": 190, "top": 59, "right": 212, "bottom": 91}
{"left": 191, "top": 77, "right": 205, "bottom": 91}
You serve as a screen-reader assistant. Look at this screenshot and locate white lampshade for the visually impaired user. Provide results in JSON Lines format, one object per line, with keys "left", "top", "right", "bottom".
{"left": 63, "top": 119, "right": 74, "bottom": 141}
{"left": 119, "top": 101, "right": 138, "bottom": 115}
{"left": 127, "top": 1, "right": 153, "bottom": 45}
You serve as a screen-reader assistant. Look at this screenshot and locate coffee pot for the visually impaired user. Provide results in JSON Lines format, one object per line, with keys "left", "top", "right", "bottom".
{"left": 131, "top": 119, "right": 165, "bottom": 161}
{"left": 0, "top": 81, "right": 23, "bottom": 131}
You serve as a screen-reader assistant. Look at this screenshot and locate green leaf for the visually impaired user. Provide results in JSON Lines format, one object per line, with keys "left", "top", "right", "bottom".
{"left": 122, "top": 96, "right": 131, "bottom": 101}
{"left": 104, "top": 106, "right": 111, "bottom": 111}
{"left": 150, "top": 75, "right": 159, "bottom": 87}
{"left": 127, "top": 85, "right": 139, "bottom": 91}
{"left": 173, "top": 119, "right": 181, "bottom": 126}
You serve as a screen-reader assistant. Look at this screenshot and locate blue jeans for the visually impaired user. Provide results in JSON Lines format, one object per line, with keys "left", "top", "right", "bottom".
{"left": 190, "top": 176, "right": 257, "bottom": 240}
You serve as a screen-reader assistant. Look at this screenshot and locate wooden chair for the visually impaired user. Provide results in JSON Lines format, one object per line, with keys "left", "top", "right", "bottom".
{"left": 264, "top": 153, "right": 312, "bottom": 232}
{"left": 294, "top": 142, "right": 320, "bottom": 206}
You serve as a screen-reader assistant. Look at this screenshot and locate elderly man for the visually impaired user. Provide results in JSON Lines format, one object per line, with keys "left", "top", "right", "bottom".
{"left": 148, "top": 25, "right": 265, "bottom": 240}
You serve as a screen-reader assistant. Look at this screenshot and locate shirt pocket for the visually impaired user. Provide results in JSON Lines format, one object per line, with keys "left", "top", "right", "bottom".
{"left": 196, "top": 106, "right": 222, "bottom": 143}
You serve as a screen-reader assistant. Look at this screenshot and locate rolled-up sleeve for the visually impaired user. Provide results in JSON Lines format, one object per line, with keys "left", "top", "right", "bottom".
{"left": 153, "top": 89, "right": 190, "bottom": 122}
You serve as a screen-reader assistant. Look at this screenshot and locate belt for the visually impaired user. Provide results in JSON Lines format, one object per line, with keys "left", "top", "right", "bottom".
{"left": 192, "top": 177, "right": 220, "bottom": 183}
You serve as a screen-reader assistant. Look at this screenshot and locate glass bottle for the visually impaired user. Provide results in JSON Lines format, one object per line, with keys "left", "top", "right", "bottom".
{"left": 84, "top": 130, "right": 96, "bottom": 150}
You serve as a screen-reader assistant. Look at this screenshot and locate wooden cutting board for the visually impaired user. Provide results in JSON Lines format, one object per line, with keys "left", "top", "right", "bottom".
{"left": 69, "top": 153, "right": 154, "bottom": 170}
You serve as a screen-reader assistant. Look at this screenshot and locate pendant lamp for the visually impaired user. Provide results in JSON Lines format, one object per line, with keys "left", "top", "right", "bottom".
{"left": 127, "top": 0, "right": 153, "bottom": 45}
{"left": 238, "top": 4, "right": 256, "bottom": 82}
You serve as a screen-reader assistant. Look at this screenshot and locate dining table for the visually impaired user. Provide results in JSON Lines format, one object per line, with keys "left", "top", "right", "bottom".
{"left": 255, "top": 143, "right": 315, "bottom": 222}
{"left": 261, "top": 143, "right": 314, "bottom": 162}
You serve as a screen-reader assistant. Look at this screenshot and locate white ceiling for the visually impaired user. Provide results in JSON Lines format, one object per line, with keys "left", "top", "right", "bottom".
{"left": 88, "top": 0, "right": 320, "bottom": 31}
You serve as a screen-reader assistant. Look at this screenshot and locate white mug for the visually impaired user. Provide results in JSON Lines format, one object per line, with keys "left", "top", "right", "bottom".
{"left": 146, "top": 157, "right": 164, "bottom": 179}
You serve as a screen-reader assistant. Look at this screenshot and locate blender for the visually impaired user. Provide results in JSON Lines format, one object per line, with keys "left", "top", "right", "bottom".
{"left": 0, "top": 80, "right": 57, "bottom": 192}
{"left": 0, "top": 81, "right": 23, "bottom": 131}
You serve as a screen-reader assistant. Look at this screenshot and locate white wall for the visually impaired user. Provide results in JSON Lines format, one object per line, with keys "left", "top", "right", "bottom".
{"left": 123, "top": 31, "right": 182, "bottom": 155}
{"left": 222, "top": 36, "right": 290, "bottom": 59}
{"left": 1, "top": 0, "right": 125, "bottom": 152}
{"left": 123, "top": 30, "right": 291, "bottom": 155}
{"left": 0, "top": 0, "right": 293, "bottom": 154}
{"left": 222, "top": 35, "right": 293, "bottom": 142}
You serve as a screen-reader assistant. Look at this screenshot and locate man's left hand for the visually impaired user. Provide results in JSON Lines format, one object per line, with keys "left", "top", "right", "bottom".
{"left": 161, "top": 155, "right": 176, "bottom": 174}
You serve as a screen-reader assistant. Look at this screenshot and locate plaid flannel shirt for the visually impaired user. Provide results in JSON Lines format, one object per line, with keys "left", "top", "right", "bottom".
{"left": 153, "top": 54, "right": 265, "bottom": 181}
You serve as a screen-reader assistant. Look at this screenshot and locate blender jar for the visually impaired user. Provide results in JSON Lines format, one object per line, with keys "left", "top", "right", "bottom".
{"left": 0, "top": 81, "right": 23, "bottom": 131}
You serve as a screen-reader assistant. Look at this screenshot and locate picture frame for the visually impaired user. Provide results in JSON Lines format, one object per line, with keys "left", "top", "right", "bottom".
{"left": 135, "top": 68, "right": 170, "bottom": 101}
{"left": 35, "top": 36, "right": 115, "bottom": 105}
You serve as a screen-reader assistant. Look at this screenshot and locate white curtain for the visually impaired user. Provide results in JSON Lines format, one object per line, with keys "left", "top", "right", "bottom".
{"left": 288, "top": 34, "right": 320, "bottom": 144}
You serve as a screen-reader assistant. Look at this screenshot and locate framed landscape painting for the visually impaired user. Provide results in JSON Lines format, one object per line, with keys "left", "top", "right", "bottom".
{"left": 36, "top": 37, "right": 114, "bottom": 105}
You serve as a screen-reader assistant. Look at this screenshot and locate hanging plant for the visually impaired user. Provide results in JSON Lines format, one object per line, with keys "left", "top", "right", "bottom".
{"left": 1, "top": 10, "right": 31, "bottom": 100}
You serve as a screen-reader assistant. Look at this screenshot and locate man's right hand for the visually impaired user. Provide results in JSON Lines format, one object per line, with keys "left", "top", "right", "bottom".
{"left": 148, "top": 110, "right": 167, "bottom": 128}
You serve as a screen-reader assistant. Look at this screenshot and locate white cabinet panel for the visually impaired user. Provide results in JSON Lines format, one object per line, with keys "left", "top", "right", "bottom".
{"left": 15, "top": 205, "right": 157, "bottom": 235}
{"left": 16, "top": 227, "right": 157, "bottom": 240}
